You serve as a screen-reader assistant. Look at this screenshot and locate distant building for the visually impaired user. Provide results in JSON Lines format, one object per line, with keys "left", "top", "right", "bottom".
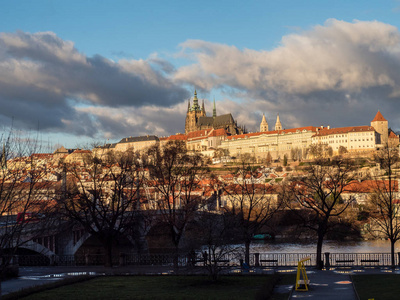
{"left": 114, "top": 135, "right": 159, "bottom": 152}
{"left": 312, "top": 111, "right": 398, "bottom": 154}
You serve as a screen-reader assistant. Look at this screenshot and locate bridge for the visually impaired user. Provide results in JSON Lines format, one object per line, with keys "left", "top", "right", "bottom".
{"left": 0, "top": 208, "right": 224, "bottom": 266}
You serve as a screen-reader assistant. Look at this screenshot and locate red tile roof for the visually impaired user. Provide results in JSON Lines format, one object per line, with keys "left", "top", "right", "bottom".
{"left": 187, "top": 129, "right": 212, "bottom": 139}
{"left": 313, "top": 126, "right": 374, "bottom": 137}
{"left": 208, "top": 128, "right": 229, "bottom": 137}
{"left": 228, "top": 126, "right": 318, "bottom": 140}
{"left": 371, "top": 111, "right": 387, "bottom": 122}
{"left": 165, "top": 133, "right": 187, "bottom": 141}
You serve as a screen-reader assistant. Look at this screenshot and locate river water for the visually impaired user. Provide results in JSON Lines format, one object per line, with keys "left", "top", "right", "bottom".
{"left": 248, "top": 239, "right": 399, "bottom": 253}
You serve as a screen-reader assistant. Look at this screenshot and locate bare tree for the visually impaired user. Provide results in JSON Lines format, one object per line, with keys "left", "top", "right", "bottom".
{"left": 368, "top": 146, "right": 400, "bottom": 268}
{"left": 221, "top": 158, "right": 281, "bottom": 266}
{"left": 0, "top": 129, "right": 56, "bottom": 295}
{"left": 146, "top": 141, "right": 207, "bottom": 267}
{"left": 283, "top": 157, "right": 357, "bottom": 269}
{"left": 338, "top": 146, "right": 348, "bottom": 156}
{"left": 192, "top": 212, "right": 238, "bottom": 281}
{"left": 61, "top": 150, "right": 146, "bottom": 267}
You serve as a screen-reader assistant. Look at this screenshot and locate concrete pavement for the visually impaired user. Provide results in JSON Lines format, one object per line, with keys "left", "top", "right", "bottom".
{"left": 3, "top": 265, "right": 400, "bottom": 298}
{"left": 289, "top": 269, "right": 357, "bottom": 299}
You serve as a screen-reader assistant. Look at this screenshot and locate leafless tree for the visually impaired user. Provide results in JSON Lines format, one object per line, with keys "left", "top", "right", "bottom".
{"left": 221, "top": 157, "right": 281, "bottom": 266}
{"left": 146, "top": 141, "right": 208, "bottom": 267}
{"left": 0, "top": 129, "right": 56, "bottom": 295}
{"left": 368, "top": 145, "right": 400, "bottom": 268}
{"left": 283, "top": 157, "right": 357, "bottom": 269}
{"left": 61, "top": 150, "right": 146, "bottom": 267}
{"left": 191, "top": 212, "right": 238, "bottom": 281}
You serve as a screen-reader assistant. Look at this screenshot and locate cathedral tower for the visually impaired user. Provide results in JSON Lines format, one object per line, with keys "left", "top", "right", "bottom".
{"left": 185, "top": 90, "right": 206, "bottom": 134}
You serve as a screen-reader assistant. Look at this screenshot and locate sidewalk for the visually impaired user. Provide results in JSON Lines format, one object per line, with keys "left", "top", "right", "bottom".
{"left": 289, "top": 269, "right": 357, "bottom": 300}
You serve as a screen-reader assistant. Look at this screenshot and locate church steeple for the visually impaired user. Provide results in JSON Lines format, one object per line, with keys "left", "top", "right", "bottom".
{"left": 213, "top": 97, "right": 217, "bottom": 118}
{"left": 260, "top": 113, "right": 269, "bottom": 132}
{"left": 187, "top": 99, "right": 191, "bottom": 112}
{"left": 274, "top": 113, "right": 282, "bottom": 131}
{"left": 192, "top": 89, "right": 199, "bottom": 110}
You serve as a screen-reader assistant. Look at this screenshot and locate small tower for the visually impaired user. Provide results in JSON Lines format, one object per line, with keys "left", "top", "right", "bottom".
{"left": 260, "top": 114, "right": 269, "bottom": 132}
{"left": 274, "top": 113, "right": 282, "bottom": 131}
{"left": 213, "top": 98, "right": 217, "bottom": 118}
{"left": 371, "top": 110, "right": 388, "bottom": 145}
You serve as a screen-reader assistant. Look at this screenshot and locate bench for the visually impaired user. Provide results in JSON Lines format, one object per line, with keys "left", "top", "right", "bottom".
{"left": 335, "top": 259, "right": 355, "bottom": 266}
{"left": 260, "top": 259, "right": 278, "bottom": 266}
{"left": 361, "top": 259, "right": 379, "bottom": 264}
{"left": 212, "top": 259, "right": 229, "bottom": 263}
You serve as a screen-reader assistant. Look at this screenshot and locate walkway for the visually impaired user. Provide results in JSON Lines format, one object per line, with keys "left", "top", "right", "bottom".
{"left": 290, "top": 269, "right": 357, "bottom": 300}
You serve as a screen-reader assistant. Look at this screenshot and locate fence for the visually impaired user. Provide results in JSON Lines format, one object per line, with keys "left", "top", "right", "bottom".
{"left": 11, "top": 252, "right": 400, "bottom": 268}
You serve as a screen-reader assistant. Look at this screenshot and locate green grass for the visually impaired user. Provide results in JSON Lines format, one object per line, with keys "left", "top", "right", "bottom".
{"left": 14, "top": 275, "right": 289, "bottom": 300}
{"left": 352, "top": 274, "right": 400, "bottom": 300}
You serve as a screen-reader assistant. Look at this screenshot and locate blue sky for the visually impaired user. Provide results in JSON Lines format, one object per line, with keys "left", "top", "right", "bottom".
{"left": 1, "top": 0, "right": 400, "bottom": 149}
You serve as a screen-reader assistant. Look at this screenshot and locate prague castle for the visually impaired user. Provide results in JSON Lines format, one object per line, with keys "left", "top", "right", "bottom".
{"left": 185, "top": 90, "right": 244, "bottom": 135}
{"left": 92, "top": 88, "right": 399, "bottom": 162}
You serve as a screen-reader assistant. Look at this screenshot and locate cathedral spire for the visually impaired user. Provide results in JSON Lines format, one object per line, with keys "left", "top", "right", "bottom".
{"left": 193, "top": 89, "right": 199, "bottom": 109}
{"left": 202, "top": 99, "right": 205, "bottom": 112}
{"left": 213, "top": 97, "right": 216, "bottom": 118}
{"left": 187, "top": 99, "right": 191, "bottom": 112}
{"left": 275, "top": 113, "right": 282, "bottom": 131}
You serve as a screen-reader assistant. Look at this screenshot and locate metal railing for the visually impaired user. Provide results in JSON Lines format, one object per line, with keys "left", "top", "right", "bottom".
{"left": 12, "top": 251, "right": 400, "bottom": 267}
{"left": 327, "top": 252, "right": 396, "bottom": 267}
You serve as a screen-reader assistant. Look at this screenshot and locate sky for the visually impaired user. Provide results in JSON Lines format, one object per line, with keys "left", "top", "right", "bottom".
{"left": 1, "top": 0, "right": 400, "bottom": 149}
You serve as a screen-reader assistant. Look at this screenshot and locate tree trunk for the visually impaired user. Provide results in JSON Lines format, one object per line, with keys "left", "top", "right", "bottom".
{"left": 104, "top": 241, "right": 113, "bottom": 267}
{"left": 391, "top": 239, "right": 396, "bottom": 269}
{"left": 316, "top": 224, "right": 326, "bottom": 270}
{"left": 245, "top": 239, "right": 251, "bottom": 266}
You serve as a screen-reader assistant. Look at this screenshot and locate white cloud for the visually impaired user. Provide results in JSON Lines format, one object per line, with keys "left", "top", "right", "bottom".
{"left": 175, "top": 19, "right": 400, "bottom": 96}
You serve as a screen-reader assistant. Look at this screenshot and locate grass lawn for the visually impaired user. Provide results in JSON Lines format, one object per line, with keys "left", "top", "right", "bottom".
{"left": 352, "top": 274, "right": 400, "bottom": 300}
{"left": 14, "top": 275, "right": 293, "bottom": 300}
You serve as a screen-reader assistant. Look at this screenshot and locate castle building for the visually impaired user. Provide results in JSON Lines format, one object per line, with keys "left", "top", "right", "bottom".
{"left": 185, "top": 90, "right": 244, "bottom": 135}
{"left": 312, "top": 111, "right": 398, "bottom": 154}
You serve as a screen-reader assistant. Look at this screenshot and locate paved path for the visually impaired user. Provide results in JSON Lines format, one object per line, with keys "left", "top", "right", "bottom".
{"left": 290, "top": 270, "right": 357, "bottom": 300}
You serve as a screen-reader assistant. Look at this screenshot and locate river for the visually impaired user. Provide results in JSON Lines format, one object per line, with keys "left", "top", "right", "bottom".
{"left": 248, "top": 239, "right": 398, "bottom": 253}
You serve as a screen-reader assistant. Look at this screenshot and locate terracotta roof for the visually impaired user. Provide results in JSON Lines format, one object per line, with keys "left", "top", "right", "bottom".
{"left": 389, "top": 131, "right": 398, "bottom": 139}
{"left": 313, "top": 126, "right": 375, "bottom": 137}
{"left": 187, "top": 129, "right": 212, "bottom": 139}
{"left": 165, "top": 133, "right": 187, "bottom": 141}
{"left": 72, "top": 149, "right": 92, "bottom": 154}
{"left": 228, "top": 126, "right": 318, "bottom": 140}
{"left": 372, "top": 111, "right": 387, "bottom": 122}
{"left": 208, "top": 128, "right": 229, "bottom": 137}
{"left": 343, "top": 180, "right": 398, "bottom": 193}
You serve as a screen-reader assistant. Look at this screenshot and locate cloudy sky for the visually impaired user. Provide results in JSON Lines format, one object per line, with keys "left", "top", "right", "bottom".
{"left": 1, "top": 0, "right": 400, "bottom": 148}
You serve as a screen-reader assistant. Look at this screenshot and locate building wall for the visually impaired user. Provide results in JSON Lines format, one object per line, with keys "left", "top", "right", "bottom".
{"left": 219, "top": 128, "right": 316, "bottom": 160}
